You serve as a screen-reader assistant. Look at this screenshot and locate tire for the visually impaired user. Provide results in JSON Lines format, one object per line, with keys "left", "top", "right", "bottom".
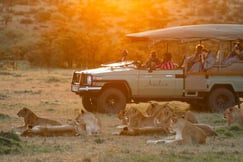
{"left": 97, "top": 88, "right": 126, "bottom": 113}
{"left": 82, "top": 96, "right": 97, "bottom": 112}
{"left": 208, "top": 88, "right": 236, "bottom": 113}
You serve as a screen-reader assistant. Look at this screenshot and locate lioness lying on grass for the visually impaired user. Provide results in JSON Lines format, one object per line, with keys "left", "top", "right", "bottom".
{"left": 117, "top": 102, "right": 199, "bottom": 135}
{"left": 147, "top": 117, "right": 207, "bottom": 144}
{"left": 21, "top": 109, "right": 101, "bottom": 137}
{"left": 74, "top": 109, "right": 102, "bottom": 135}
{"left": 17, "top": 107, "right": 62, "bottom": 128}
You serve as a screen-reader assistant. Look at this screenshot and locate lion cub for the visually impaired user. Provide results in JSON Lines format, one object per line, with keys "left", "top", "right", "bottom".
{"left": 224, "top": 106, "right": 243, "bottom": 127}
{"left": 17, "top": 107, "right": 61, "bottom": 128}
{"left": 147, "top": 118, "right": 206, "bottom": 145}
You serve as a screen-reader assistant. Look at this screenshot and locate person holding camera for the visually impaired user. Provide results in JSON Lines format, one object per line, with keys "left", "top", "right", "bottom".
{"left": 189, "top": 48, "right": 215, "bottom": 72}
{"left": 201, "top": 48, "right": 215, "bottom": 71}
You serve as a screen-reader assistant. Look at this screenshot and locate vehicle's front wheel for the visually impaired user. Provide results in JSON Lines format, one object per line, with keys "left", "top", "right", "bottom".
{"left": 208, "top": 88, "right": 236, "bottom": 113}
{"left": 97, "top": 88, "right": 126, "bottom": 113}
{"left": 82, "top": 96, "right": 97, "bottom": 112}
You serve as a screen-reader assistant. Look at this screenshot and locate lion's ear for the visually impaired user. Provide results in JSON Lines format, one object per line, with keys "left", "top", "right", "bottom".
{"left": 81, "top": 109, "right": 85, "bottom": 114}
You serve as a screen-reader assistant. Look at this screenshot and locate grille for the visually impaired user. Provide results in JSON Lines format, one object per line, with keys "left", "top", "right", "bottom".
{"left": 72, "top": 72, "right": 91, "bottom": 86}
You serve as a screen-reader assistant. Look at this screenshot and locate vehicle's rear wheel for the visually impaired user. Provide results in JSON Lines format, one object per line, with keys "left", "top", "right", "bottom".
{"left": 82, "top": 96, "right": 97, "bottom": 112}
{"left": 97, "top": 88, "right": 126, "bottom": 113}
{"left": 208, "top": 88, "right": 236, "bottom": 113}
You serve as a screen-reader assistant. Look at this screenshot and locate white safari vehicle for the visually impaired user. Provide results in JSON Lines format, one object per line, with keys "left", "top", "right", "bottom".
{"left": 71, "top": 24, "right": 243, "bottom": 113}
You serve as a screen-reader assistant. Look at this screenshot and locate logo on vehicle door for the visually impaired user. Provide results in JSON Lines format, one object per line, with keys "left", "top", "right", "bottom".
{"left": 145, "top": 80, "right": 168, "bottom": 87}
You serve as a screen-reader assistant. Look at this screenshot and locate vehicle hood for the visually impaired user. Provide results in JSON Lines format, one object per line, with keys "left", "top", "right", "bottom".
{"left": 75, "top": 67, "right": 135, "bottom": 75}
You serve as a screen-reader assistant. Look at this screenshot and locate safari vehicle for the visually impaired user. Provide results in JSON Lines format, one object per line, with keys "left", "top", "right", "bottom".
{"left": 71, "top": 24, "right": 243, "bottom": 113}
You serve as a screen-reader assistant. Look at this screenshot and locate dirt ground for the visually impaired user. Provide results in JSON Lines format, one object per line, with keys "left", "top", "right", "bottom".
{"left": 0, "top": 68, "right": 243, "bottom": 162}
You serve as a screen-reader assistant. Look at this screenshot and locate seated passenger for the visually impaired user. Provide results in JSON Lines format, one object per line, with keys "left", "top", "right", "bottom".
{"left": 121, "top": 49, "right": 128, "bottom": 62}
{"left": 201, "top": 48, "right": 215, "bottom": 71}
{"left": 145, "top": 51, "right": 161, "bottom": 70}
{"left": 190, "top": 48, "right": 215, "bottom": 72}
{"left": 187, "top": 44, "right": 204, "bottom": 71}
{"left": 157, "top": 52, "right": 175, "bottom": 70}
{"left": 223, "top": 43, "right": 241, "bottom": 65}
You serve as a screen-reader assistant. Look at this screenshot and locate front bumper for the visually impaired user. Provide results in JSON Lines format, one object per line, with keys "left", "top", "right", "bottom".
{"left": 71, "top": 84, "right": 102, "bottom": 93}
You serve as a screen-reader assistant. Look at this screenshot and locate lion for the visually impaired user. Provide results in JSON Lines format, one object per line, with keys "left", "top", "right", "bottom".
{"left": 176, "top": 110, "right": 198, "bottom": 124}
{"left": 117, "top": 126, "right": 168, "bottom": 136}
{"left": 17, "top": 107, "right": 62, "bottom": 128}
{"left": 146, "top": 103, "right": 198, "bottom": 124}
{"left": 147, "top": 118, "right": 206, "bottom": 144}
{"left": 118, "top": 108, "right": 129, "bottom": 125}
{"left": 145, "top": 102, "right": 161, "bottom": 117}
{"left": 125, "top": 106, "right": 158, "bottom": 128}
{"left": 115, "top": 105, "right": 173, "bottom": 135}
{"left": 75, "top": 109, "right": 102, "bottom": 135}
{"left": 117, "top": 103, "right": 199, "bottom": 136}
{"left": 21, "top": 125, "right": 77, "bottom": 137}
{"left": 21, "top": 109, "right": 102, "bottom": 137}
{"left": 224, "top": 106, "right": 243, "bottom": 127}
{"left": 194, "top": 123, "right": 217, "bottom": 136}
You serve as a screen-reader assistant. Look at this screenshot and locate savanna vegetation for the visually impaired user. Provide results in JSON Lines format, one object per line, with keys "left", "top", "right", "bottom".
{"left": 0, "top": 69, "right": 242, "bottom": 161}
{"left": 0, "top": 0, "right": 243, "bottom": 68}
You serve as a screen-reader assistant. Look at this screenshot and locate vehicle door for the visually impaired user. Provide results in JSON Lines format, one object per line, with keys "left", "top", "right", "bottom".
{"left": 137, "top": 69, "right": 184, "bottom": 97}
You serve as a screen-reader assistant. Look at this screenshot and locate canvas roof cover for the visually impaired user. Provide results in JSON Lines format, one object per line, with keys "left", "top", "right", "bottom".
{"left": 126, "top": 24, "right": 243, "bottom": 42}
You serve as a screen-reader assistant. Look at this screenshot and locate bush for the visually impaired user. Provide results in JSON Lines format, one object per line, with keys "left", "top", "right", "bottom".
{"left": 35, "top": 10, "right": 51, "bottom": 22}
{"left": 0, "top": 131, "right": 22, "bottom": 155}
{"left": 20, "top": 18, "right": 33, "bottom": 25}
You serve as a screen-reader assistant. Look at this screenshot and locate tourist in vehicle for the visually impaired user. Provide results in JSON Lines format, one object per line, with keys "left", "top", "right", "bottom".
{"left": 187, "top": 44, "right": 204, "bottom": 71}
{"left": 121, "top": 49, "right": 128, "bottom": 62}
{"left": 156, "top": 52, "right": 175, "bottom": 70}
{"left": 201, "top": 48, "right": 216, "bottom": 71}
{"left": 235, "top": 41, "right": 243, "bottom": 59}
{"left": 145, "top": 51, "right": 161, "bottom": 70}
{"left": 223, "top": 43, "right": 241, "bottom": 65}
{"left": 189, "top": 48, "right": 215, "bottom": 72}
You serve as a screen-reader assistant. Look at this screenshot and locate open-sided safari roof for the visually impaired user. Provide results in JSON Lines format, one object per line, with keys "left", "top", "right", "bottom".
{"left": 126, "top": 24, "right": 243, "bottom": 42}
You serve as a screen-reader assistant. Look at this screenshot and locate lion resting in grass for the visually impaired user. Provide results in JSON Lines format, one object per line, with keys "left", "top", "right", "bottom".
{"left": 21, "top": 109, "right": 102, "bottom": 137}
{"left": 74, "top": 109, "right": 102, "bottom": 135}
{"left": 224, "top": 106, "right": 243, "bottom": 127}
{"left": 21, "top": 125, "right": 77, "bottom": 137}
{"left": 116, "top": 104, "right": 175, "bottom": 135}
{"left": 147, "top": 118, "right": 207, "bottom": 145}
{"left": 17, "top": 107, "right": 62, "bottom": 128}
{"left": 117, "top": 102, "right": 199, "bottom": 136}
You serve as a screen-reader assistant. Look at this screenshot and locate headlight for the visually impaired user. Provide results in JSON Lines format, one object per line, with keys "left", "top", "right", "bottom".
{"left": 86, "top": 75, "right": 92, "bottom": 85}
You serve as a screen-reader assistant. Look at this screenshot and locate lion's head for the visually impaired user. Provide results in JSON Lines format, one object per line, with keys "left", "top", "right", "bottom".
{"left": 224, "top": 106, "right": 242, "bottom": 126}
{"left": 17, "top": 107, "right": 33, "bottom": 117}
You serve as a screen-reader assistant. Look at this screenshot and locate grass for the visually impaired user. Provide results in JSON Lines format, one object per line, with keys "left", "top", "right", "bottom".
{"left": 0, "top": 69, "right": 242, "bottom": 161}
{"left": 13, "top": 90, "right": 42, "bottom": 95}
{"left": 0, "top": 131, "right": 73, "bottom": 155}
{"left": 99, "top": 152, "right": 242, "bottom": 162}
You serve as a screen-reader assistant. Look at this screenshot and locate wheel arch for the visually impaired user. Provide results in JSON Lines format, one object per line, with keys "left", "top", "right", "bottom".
{"left": 207, "top": 84, "right": 237, "bottom": 113}
{"left": 208, "top": 84, "right": 238, "bottom": 102}
{"left": 100, "top": 80, "right": 132, "bottom": 101}
{"left": 209, "top": 84, "right": 235, "bottom": 94}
